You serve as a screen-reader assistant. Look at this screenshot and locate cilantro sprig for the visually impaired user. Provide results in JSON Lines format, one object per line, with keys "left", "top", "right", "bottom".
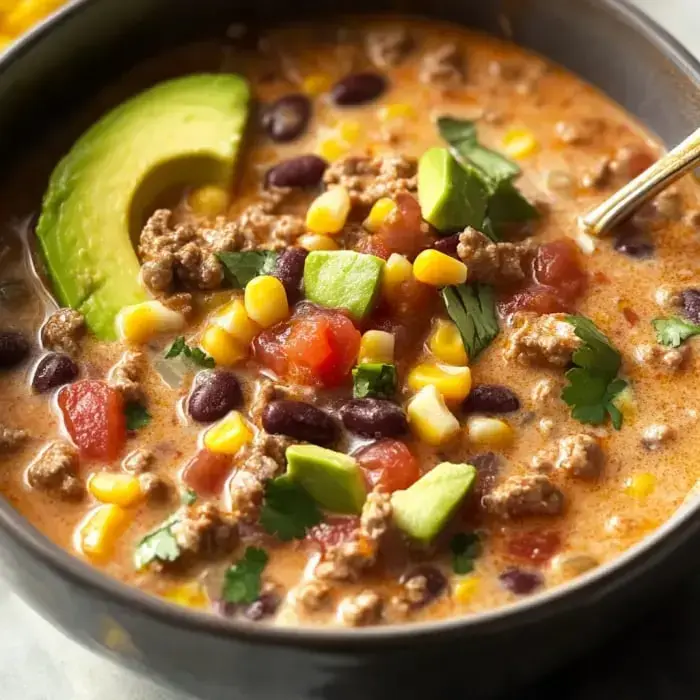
{"left": 259, "top": 475, "right": 322, "bottom": 541}
{"left": 352, "top": 363, "right": 398, "bottom": 399}
{"left": 217, "top": 251, "right": 278, "bottom": 288}
{"left": 165, "top": 336, "right": 215, "bottom": 368}
{"left": 561, "top": 315, "right": 627, "bottom": 430}
{"left": 450, "top": 532, "right": 482, "bottom": 575}
{"left": 134, "top": 514, "right": 181, "bottom": 570}
{"left": 652, "top": 316, "right": 700, "bottom": 348}
{"left": 442, "top": 283, "right": 499, "bottom": 361}
{"left": 222, "top": 547, "right": 269, "bottom": 604}
{"left": 124, "top": 402, "right": 151, "bottom": 431}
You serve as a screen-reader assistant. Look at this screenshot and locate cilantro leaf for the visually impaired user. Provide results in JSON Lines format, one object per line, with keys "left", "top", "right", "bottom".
{"left": 164, "top": 336, "right": 186, "bottom": 359}
{"left": 164, "top": 336, "right": 215, "bottom": 368}
{"left": 124, "top": 402, "right": 151, "bottom": 431}
{"left": 652, "top": 316, "right": 700, "bottom": 348}
{"left": 217, "top": 251, "right": 278, "bottom": 288}
{"left": 222, "top": 547, "right": 269, "bottom": 604}
{"left": 442, "top": 283, "right": 499, "bottom": 361}
{"left": 486, "top": 181, "right": 539, "bottom": 238}
{"left": 450, "top": 532, "right": 481, "bottom": 575}
{"left": 352, "top": 363, "right": 398, "bottom": 399}
{"left": 180, "top": 488, "right": 197, "bottom": 506}
{"left": 259, "top": 475, "right": 322, "bottom": 541}
{"left": 134, "top": 515, "right": 181, "bottom": 569}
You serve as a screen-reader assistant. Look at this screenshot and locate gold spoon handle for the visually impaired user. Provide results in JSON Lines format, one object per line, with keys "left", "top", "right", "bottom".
{"left": 580, "top": 125, "right": 700, "bottom": 236}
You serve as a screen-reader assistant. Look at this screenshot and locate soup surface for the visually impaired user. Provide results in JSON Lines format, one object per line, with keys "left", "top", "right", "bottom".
{"left": 2, "top": 17, "right": 700, "bottom": 628}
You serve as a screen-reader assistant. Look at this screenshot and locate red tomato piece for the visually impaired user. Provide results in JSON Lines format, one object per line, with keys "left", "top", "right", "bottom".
{"left": 58, "top": 380, "right": 126, "bottom": 462}
{"left": 533, "top": 239, "right": 587, "bottom": 301}
{"left": 355, "top": 439, "right": 420, "bottom": 493}
{"left": 506, "top": 531, "right": 561, "bottom": 564}
{"left": 306, "top": 516, "right": 360, "bottom": 552}
{"left": 181, "top": 450, "right": 233, "bottom": 496}
{"left": 498, "top": 285, "right": 570, "bottom": 317}
{"left": 374, "top": 193, "right": 434, "bottom": 260}
{"left": 355, "top": 235, "right": 391, "bottom": 260}
{"left": 253, "top": 324, "right": 290, "bottom": 377}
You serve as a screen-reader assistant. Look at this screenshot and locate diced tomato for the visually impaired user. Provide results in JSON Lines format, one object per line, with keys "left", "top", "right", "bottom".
{"left": 306, "top": 516, "right": 360, "bottom": 552}
{"left": 533, "top": 239, "right": 587, "bottom": 301}
{"left": 355, "top": 439, "right": 420, "bottom": 493}
{"left": 355, "top": 235, "right": 391, "bottom": 260}
{"left": 506, "top": 530, "right": 561, "bottom": 564}
{"left": 58, "top": 380, "right": 126, "bottom": 462}
{"left": 371, "top": 193, "right": 434, "bottom": 260}
{"left": 181, "top": 449, "right": 233, "bottom": 496}
{"left": 498, "top": 285, "right": 569, "bottom": 316}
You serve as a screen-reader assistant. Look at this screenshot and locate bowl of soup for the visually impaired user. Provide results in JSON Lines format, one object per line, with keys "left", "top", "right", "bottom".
{"left": 1, "top": 0, "right": 700, "bottom": 698}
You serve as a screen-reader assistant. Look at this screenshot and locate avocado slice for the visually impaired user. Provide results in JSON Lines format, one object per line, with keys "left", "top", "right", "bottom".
{"left": 391, "top": 462, "right": 476, "bottom": 543}
{"left": 417, "top": 147, "right": 489, "bottom": 233}
{"left": 286, "top": 444, "right": 367, "bottom": 514}
{"left": 303, "top": 251, "right": 385, "bottom": 320}
{"left": 36, "top": 74, "right": 250, "bottom": 340}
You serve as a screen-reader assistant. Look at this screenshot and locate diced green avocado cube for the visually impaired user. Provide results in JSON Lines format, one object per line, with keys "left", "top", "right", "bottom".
{"left": 303, "top": 251, "right": 385, "bottom": 320}
{"left": 391, "top": 462, "right": 476, "bottom": 543}
{"left": 418, "top": 147, "right": 489, "bottom": 233}
{"left": 36, "top": 74, "right": 250, "bottom": 340}
{"left": 286, "top": 444, "right": 367, "bottom": 515}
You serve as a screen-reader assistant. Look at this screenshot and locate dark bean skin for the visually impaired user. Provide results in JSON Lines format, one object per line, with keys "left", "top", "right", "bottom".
{"left": 273, "top": 248, "right": 308, "bottom": 303}
{"left": 400, "top": 565, "right": 448, "bottom": 607}
{"left": 262, "top": 400, "right": 337, "bottom": 446}
{"left": 265, "top": 155, "right": 328, "bottom": 189}
{"left": 498, "top": 567, "right": 543, "bottom": 595}
{"left": 187, "top": 370, "right": 243, "bottom": 423}
{"left": 432, "top": 233, "right": 460, "bottom": 258}
{"left": 243, "top": 592, "right": 280, "bottom": 621}
{"left": 0, "top": 330, "right": 30, "bottom": 369}
{"left": 331, "top": 72, "right": 387, "bottom": 106}
{"left": 471, "top": 452, "right": 500, "bottom": 498}
{"left": 32, "top": 353, "right": 79, "bottom": 393}
{"left": 262, "top": 94, "right": 312, "bottom": 143}
{"left": 613, "top": 223, "right": 654, "bottom": 258}
{"left": 681, "top": 289, "right": 700, "bottom": 324}
{"left": 463, "top": 384, "right": 520, "bottom": 414}
{"left": 339, "top": 399, "right": 408, "bottom": 439}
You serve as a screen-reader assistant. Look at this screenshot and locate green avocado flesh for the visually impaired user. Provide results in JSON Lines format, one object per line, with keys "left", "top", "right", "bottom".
{"left": 303, "top": 251, "right": 385, "bottom": 320}
{"left": 286, "top": 444, "right": 367, "bottom": 515}
{"left": 417, "top": 147, "right": 489, "bottom": 233}
{"left": 391, "top": 462, "right": 476, "bottom": 543}
{"left": 36, "top": 73, "right": 250, "bottom": 340}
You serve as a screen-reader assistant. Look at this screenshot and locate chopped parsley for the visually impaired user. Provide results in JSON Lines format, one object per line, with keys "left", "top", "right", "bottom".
{"left": 180, "top": 488, "right": 198, "bottom": 506}
{"left": 222, "top": 547, "right": 269, "bottom": 604}
{"left": 442, "top": 283, "right": 499, "bottom": 361}
{"left": 652, "top": 316, "right": 700, "bottom": 348}
{"left": 124, "top": 402, "right": 151, "bottom": 431}
{"left": 450, "top": 532, "right": 482, "bottom": 575}
{"left": 259, "top": 475, "right": 322, "bottom": 542}
{"left": 217, "top": 251, "right": 278, "bottom": 288}
{"left": 164, "top": 336, "right": 215, "bottom": 368}
{"left": 561, "top": 315, "right": 627, "bottom": 430}
{"left": 134, "top": 515, "right": 181, "bottom": 570}
{"left": 352, "top": 363, "right": 398, "bottom": 399}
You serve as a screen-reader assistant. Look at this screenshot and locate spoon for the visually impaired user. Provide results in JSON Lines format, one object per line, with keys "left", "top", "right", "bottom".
{"left": 579, "top": 126, "right": 700, "bottom": 236}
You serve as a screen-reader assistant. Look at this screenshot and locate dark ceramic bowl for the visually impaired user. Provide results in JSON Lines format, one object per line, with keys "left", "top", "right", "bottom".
{"left": 1, "top": 1, "right": 700, "bottom": 698}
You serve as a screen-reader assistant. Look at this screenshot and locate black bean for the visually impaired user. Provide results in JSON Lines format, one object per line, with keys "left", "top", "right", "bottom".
{"left": 31, "top": 353, "right": 79, "bottom": 393}
{"left": 400, "top": 565, "right": 448, "bottom": 607}
{"left": 273, "top": 248, "right": 308, "bottom": 303}
{"left": 265, "top": 155, "right": 328, "bottom": 189}
{"left": 470, "top": 452, "right": 500, "bottom": 498}
{"left": 331, "top": 72, "right": 387, "bottom": 106}
{"left": 243, "top": 592, "right": 280, "bottom": 621}
{"left": 0, "top": 330, "right": 30, "bottom": 369}
{"left": 187, "top": 370, "right": 242, "bottom": 423}
{"left": 613, "top": 222, "right": 654, "bottom": 258}
{"left": 261, "top": 94, "right": 312, "bottom": 143}
{"left": 339, "top": 399, "right": 408, "bottom": 439}
{"left": 498, "top": 567, "right": 543, "bottom": 595}
{"left": 463, "top": 384, "right": 520, "bottom": 414}
{"left": 681, "top": 289, "right": 700, "bottom": 325}
{"left": 431, "top": 233, "right": 461, "bottom": 258}
{"left": 262, "top": 399, "right": 337, "bottom": 446}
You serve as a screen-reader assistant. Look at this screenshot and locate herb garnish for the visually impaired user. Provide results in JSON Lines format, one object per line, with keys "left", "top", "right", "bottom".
{"left": 259, "top": 475, "right": 322, "bottom": 541}
{"left": 124, "top": 402, "right": 151, "bottom": 431}
{"left": 180, "top": 488, "right": 198, "bottom": 506}
{"left": 450, "top": 532, "right": 482, "bottom": 575}
{"left": 442, "top": 283, "right": 499, "bottom": 361}
{"left": 164, "top": 336, "right": 215, "bottom": 368}
{"left": 352, "top": 363, "right": 398, "bottom": 399}
{"left": 217, "top": 251, "right": 278, "bottom": 288}
{"left": 134, "top": 515, "right": 181, "bottom": 570}
{"left": 222, "top": 547, "right": 269, "bottom": 604}
{"left": 652, "top": 316, "right": 700, "bottom": 348}
{"left": 561, "top": 315, "right": 627, "bottom": 430}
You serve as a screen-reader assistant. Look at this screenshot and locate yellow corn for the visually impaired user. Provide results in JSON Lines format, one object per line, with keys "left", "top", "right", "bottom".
{"left": 188, "top": 184, "right": 228, "bottom": 218}
{"left": 200, "top": 325, "right": 247, "bottom": 366}
{"left": 382, "top": 253, "right": 413, "bottom": 303}
{"left": 467, "top": 417, "right": 514, "bottom": 448}
{"left": 338, "top": 120, "right": 362, "bottom": 145}
{"left": 613, "top": 386, "right": 637, "bottom": 425}
{"left": 625, "top": 472, "right": 656, "bottom": 499}
{"left": 305, "top": 186, "right": 351, "bottom": 235}
{"left": 116, "top": 300, "right": 185, "bottom": 345}
{"left": 0, "top": 35, "right": 12, "bottom": 51}
{"left": 358, "top": 330, "right": 395, "bottom": 364}
{"left": 211, "top": 298, "right": 259, "bottom": 346}
{"left": 79, "top": 505, "right": 130, "bottom": 561}
{"left": 454, "top": 576, "right": 480, "bottom": 604}
{"left": 297, "top": 233, "right": 340, "bottom": 251}
{"left": 428, "top": 319, "right": 468, "bottom": 366}
{"left": 364, "top": 197, "right": 397, "bottom": 233}
{"left": 413, "top": 249, "right": 468, "bottom": 287}
{"left": 302, "top": 73, "right": 332, "bottom": 96}
{"left": 244, "top": 275, "right": 289, "bottom": 328}
{"left": 407, "top": 362, "right": 472, "bottom": 402}
{"left": 317, "top": 138, "right": 349, "bottom": 162}
{"left": 407, "top": 384, "right": 460, "bottom": 446}
{"left": 88, "top": 472, "right": 143, "bottom": 507}
{"left": 378, "top": 103, "right": 417, "bottom": 123}
{"left": 162, "top": 581, "right": 210, "bottom": 610}
{"left": 204, "top": 410, "right": 254, "bottom": 455}
{"left": 502, "top": 127, "right": 538, "bottom": 159}
{"left": 3, "top": 0, "right": 64, "bottom": 34}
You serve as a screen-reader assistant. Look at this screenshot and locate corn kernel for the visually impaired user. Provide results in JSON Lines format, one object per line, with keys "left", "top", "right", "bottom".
{"left": 378, "top": 103, "right": 417, "bottom": 123}
{"left": 244, "top": 275, "right": 290, "bottom": 327}
{"left": 88, "top": 472, "right": 143, "bottom": 507}
{"left": 79, "top": 504, "right": 130, "bottom": 561}
{"left": 502, "top": 127, "right": 538, "bottom": 159}
{"left": 297, "top": 233, "right": 340, "bottom": 251}
{"left": 454, "top": 576, "right": 480, "bottom": 604}
{"left": 204, "top": 410, "right": 254, "bottom": 455}
{"left": 364, "top": 197, "right": 397, "bottom": 233}
{"left": 116, "top": 300, "right": 185, "bottom": 344}
{"left": 625, "top": 472, "right": 656, "bottom": 499}
{"left": 200, "top": 325, "right": 247, "bottom": 366}
{"left": 408, "top": 362, "right": 472, "bottom": 402}
{"left": 162, "top": 582, "right": 210, "bottom": 610}
{"left": 382, "top": 253, "right": 413, "bottom": 302}
{"left": 4, "top": 0, "right": 64, "bottom": 34}
{"left": 359, "top": 330, "right": 395, "bottom": 364}
{"left": 211, "top": 298, "right": 259, "bottom": 346}
{"left": 188, "top": 184, "right": 229, "bottom": 218}
{"left": 302, "top": 73, "right": 332, "bottom": 96}
{"left": 338, "top": 120, "right": 362, "bottom": 144}
{"left": 467, "top": 416, "right": 514, "bottom": 448}
{"left": 413, "top": 249, "right": 468, "bottom": 287}
{"left": 613, "top": 386, "right": 637, "bottom": 424}
{"left": 317, "top": 138, "right": 349, "bottom": 162}
{"left": 305, "top": 186, "right": 351, "bottom": 235}
{"left": 407, "top": 384, "right": 460, "bottom": 446}
{"left": 428, "top": 319, "right": 468, "bottom": 366}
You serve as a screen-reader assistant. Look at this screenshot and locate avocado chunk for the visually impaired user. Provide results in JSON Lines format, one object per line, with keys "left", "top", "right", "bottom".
{"left": 391, "top": 462, "right": 476, "bottom": 543}
{"left": 417, "top": 147, "right": 489, "bottom": 233}
{"left": 286, "top": 444, "right": 367, "bottom": 514}
{"left": 303, "top": 251, "right": 384, "bottom": 320}
{"left": 36, "top": 73, "right": 250, "bottom": 340}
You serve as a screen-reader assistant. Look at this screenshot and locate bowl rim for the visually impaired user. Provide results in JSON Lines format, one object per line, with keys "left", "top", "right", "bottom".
{"left": 2, "top": 0, "right": 700, "bottom": 651}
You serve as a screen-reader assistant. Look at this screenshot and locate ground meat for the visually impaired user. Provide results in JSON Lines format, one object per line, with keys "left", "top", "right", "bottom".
{"left": 419, "top": 43, "right": 463, "bottom": 86}
{"left": 366, "top": 27, "right": 413, "bottom": 68}
{"left": 531, "top": 377, "right": 559, "bottom": 404}
{"left": 26, "top": 441, "right": 83, "bottom": 500}
{"left": 580, "top": 157, "right": 612, "bottom": 189}
{"left": 483, "top": 474, "right": 565, "bottom": 518}
{"left": 634, "top": 343, "right": 689, "bottom": 372}
{"left": 323, "top": 155, "right": 417, "bottom": 208}
{"left": 249, "top": 378, "right": 278, "bottom": 427}
{"left": 456, "top": 227, "right": 535, "bottom": 286}
{"left": 293, "top": 579, "right": 333, "bottom": 612}
{"left": 229, "top": 471, "right": 266, "bottom": 522}
{"left": 108, "top": 350, "right": 144, "bottom": 403}
{"left": 138, "top": 473, "right": 171, "bottom": 502}
{"left": 0, "top": 425, "right": 28, "bottom": 452}
{"left": 122, "top": 448, "right": 154, "bottom": 474}
{"left": 504, "top": 313, "right": 581, "bottom": 367}
{"left": 161, "top": 292, "right": 195, "bottom": 320}
{"left": 554, "top": 118, "right": 603, "bottom": 145}
{"left": 170, "top": 503, "right": 238, "bottom": 559}
{"left": 641, "top": 424, "right": 675, "bottom": 451}
{"left": 41, "top": 308, "right": 85, "bottom": 355}
{"left": 337, "top": 590, "right": 383, "bottom": 626}
{"left": 140, "top": 258, "right": 174, "bottom": 292}
{"left": 532, "top": 433, "right": 604, "bottom": 480}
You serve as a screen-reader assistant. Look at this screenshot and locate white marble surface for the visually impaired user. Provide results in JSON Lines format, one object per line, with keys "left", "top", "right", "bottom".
{"left": 1, "top": 1, "right": 699, "bottom": 698}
